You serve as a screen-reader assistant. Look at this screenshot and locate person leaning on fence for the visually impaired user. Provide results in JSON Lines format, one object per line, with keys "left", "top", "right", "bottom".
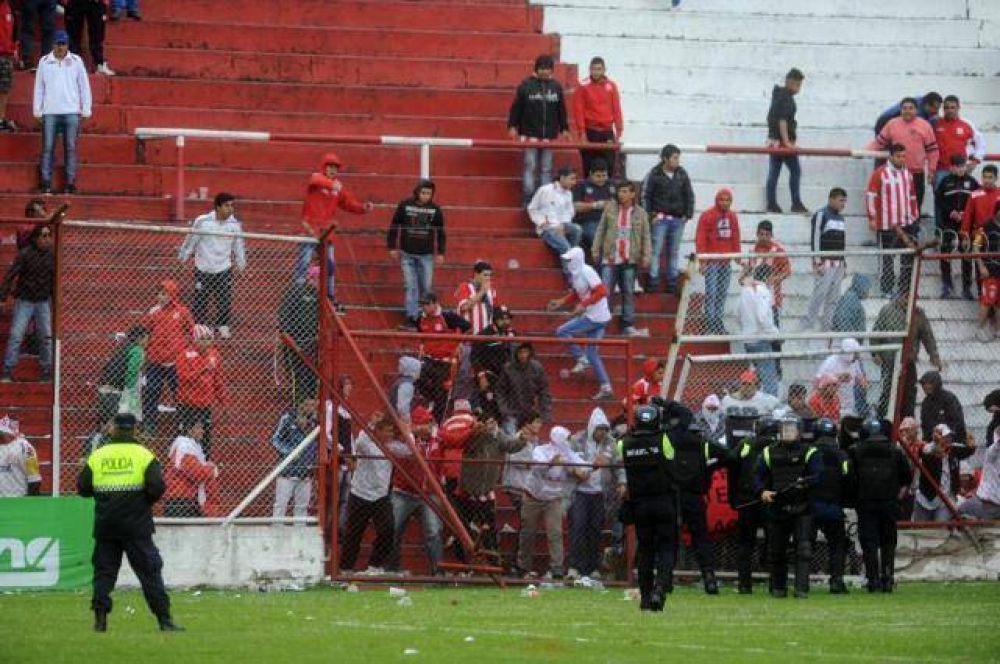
{"left": 721, "top": 369, "right": 780, "bottom": 416}
{"left": 802, "top": 187, "right": 848, "bottom": 332}
{"left": 872, "top": 289, "right": 941, "bottom": 419}
{"left": 278, "top": 262, "right": 319, "bottom": 406}
{"left": 918, "top": 370, "right": 967, "bottom": 451}
{"left": 866, "top": 143, "right": 921, "bottom": 297}
{"left": 176, "top": 324, "right": 224, "bottom": 459}
{"left": 178, "top": 192, "right": 246, "bottom": 339}
{"left": 0, "top": 415, "right": 42, "bottom": 496}
{"left": 495, "top": 341, "right": 552, "bottom": 435}
{"left": 957, "top": 389, "right": 1000, "bottom": 520}
{"left": 591, "top": 180, "right": 651, "bottom": 337}
{"left": 972, "top": 204, "right": 1000, "bottom": 341}
{"left": 934, "top": 154, "right": 979, "bottom": 300}
{"left": 162, "top": 419, "right": 219, "bottom": 517}
{"left": 738, "top": 264, "right": 780, "bottom": 397}
{"left": 550, "top": 247, "right": 613, "bottom": 401}
{"left": 913, "top": 423, "right": 975, "bottom": 522}
{"left": 695, "top": 188, "right": 741, "bottom": 335}
{"left": 140, "top": 279, "right": 194, "bottom": 433}
{"left": 271, "top": 398, "right": 319, "bottom": 522}
{"left": 415, "top": 291, "right": 471, "bottom": 423}
{"left": 830, "top": 273, "right": 871, "bottom": 337}
{"left": 1, "top": 223, "right": 54, "bottom": 383}
{"left": 389, "top": 179, "right": 445, "bottom": 330}
{"left": 470, "top": 304, "right": 516, "bottom": 377}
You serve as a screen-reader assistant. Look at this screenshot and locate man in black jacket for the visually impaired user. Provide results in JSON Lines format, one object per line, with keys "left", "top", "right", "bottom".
{"left": 78, "top": 414, "right": 182, "bottom": 632}
{"left": 471, "top": 305, "right": 516, "bottom": 377}
{"left": 496, "top": 341, "right": 552, "bottom": 435}
{"left": 765, "top": 68, "right": 807, "bottom": 214}
{"left": 507, "top": 54, "right": 570, "bottom": 204}
{"left": 918, "top": 371, "right": 966, "bottom": 444}
{"left": 913, "top": 423, "right": 974, "bottom": 521}
{"left": 1, "top": 223, "right": 54, "bottom": 382}
{"left": 278, "top": 262, "right": 319, "bottom": 406}
{"left": 388, "top": 180, "right": 446, "bottom": 330}
{"left": 642, "top": 144, "right": 695, "bottom": 293}
{"left": 933, "top": 155, "right": 978, "bottom": 299}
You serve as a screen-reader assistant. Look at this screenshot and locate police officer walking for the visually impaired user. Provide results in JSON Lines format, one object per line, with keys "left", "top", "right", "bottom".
{"left": 754, "top": 413, "right": 822, "bottom": 598}
{"left": 850, "top": 417, "right": 912, "bottom": 593}
{"left": 726, "top": 409, "right": 770, "bottom": 594}
{"left": 665, "top": 401, "right": 726, "bottom": 594}
{"left": 77, "top": 414, "right": 183, "bottom": 632}
{"left": 618, "top": 404, "right": 678, "bottom": 612}
{"left": 809, "top": 418, "right": 851, "bottom": 594}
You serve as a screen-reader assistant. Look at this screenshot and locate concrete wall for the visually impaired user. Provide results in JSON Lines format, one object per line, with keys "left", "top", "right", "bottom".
{"left": 117, "top": 525, "right": 325, "bottom": 589}
{"left": 897, "top": 527, "right": 1000, "bottom": 581}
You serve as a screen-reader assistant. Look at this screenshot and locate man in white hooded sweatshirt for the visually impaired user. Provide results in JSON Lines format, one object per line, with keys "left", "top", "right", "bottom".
{"left": 816, "top": 337, "right": 869, "bottom": 418}
{"left": 548, "top": 247, "right": 613, "bottom": 400}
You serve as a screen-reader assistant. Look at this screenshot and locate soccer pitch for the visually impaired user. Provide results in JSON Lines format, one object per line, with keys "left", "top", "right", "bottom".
{"left": 5, "top": 583, "right": 999, "bottom": 663}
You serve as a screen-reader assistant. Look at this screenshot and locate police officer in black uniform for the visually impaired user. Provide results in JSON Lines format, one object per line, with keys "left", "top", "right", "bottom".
{"left": 665, "top": 401, "right": 727, "bottom": 594}
{"left": 618, "top": 404, "right": 678, "bottom": 612}
{"left": 726, "top": 408, "right": 769, "bottom": 594}
{"left": 754, "top": 413, "right": 823, "bottom": 598}
{"left": 850, "top": 416, "right": 912, "bottom": 593}
{"left": 77, "top": 414, "right": 183, "bottom": 632}
{"left": 809, "top": 417, "right": 851, "bottom": 594}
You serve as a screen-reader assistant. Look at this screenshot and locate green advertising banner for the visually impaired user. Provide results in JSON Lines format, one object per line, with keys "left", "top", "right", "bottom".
{"left": 0, "top": 497, "right": 94, "bottom": 590}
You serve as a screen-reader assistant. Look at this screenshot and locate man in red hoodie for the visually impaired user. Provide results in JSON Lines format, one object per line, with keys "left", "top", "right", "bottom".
{"left": 176, "top": 324, "right": 224, "bottom": 459}
{"left": 572, "top": 56, "right": 623, "bottom": 178}
{"left": 141, "top": 279, "right": 194, "bottom": 433}
{"left": 0, "top": 0, "right": 15, "bottom": 132}
{"left": 295, "top": 153, "right": 374, "bottom": 311}
{"left": 695, "top": 189, "right": 742, "bottom": 334}
{"left": 630, "top": 358, "right": 665, "bottom": 406}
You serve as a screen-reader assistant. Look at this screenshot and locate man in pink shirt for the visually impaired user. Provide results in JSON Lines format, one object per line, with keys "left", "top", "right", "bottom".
{"left": 870, "top": 97, "right": 939, "bottom": 210}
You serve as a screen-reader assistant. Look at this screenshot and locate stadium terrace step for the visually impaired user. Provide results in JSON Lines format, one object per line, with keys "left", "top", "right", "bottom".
{"left": 107, "top": 21, "right": 560, "bottom": 61}
{"left": 102, "top": 47, "right": 574, "bottom": 90}
{"left": 142, "top": 0, "right": 544, "bottom": 32}
{"left": 532, "top": 0, "right": 978, "bottom": 19}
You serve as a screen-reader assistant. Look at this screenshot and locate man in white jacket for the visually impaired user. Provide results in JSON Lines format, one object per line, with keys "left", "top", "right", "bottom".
{"left": 178, "top": 192, "right": 247, "bottom": 339}
{"left": 738, "top": 265, "right": 780, "bottom": 396}
{"left": 528, "top": 167, "right": 582, "bottom": 259}
{"left": 816, "top": 337, "right": 869, "bottom": 418}
{"left": 32, "top": 30, "right": 91, "bottom": 194}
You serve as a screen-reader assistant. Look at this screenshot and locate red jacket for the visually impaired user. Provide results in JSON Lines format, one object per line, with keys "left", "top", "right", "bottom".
{"left": 392, "top": 434, "right": 440, "bottom": 494}
{"left": 628, "top": 358, "right": 662, "bottom": 406}
{"left": 176, "top": 346, "right": 225, "bottom": 407}
{"left": 572, "top": 76, "right": 623, "bottom": 134}
{"left": 0, "top": 2, "right": 14, "bottom": 57}
{"left": 439, "top": 411, "right": 475, "bottom": 481}
{"left": 163, "top": 449, "right": 215, "bottom": 502}
{"left": 962, "top": 186, "right": 1000, "bottom": 235}
{"left": 934, "top": 117, "right": 976, "bottom": 172}
{"left": 808, "top": 391, "right": 840, "bottom": 422}
{"left": 141, "top": 280, "right": 194, "bottom": 365}
{"left": 695, "top": 189, "right": 741, "bottom": 254}
{"left": 300, "top": 154, "right": 366, "bottom": 235}
{"left": 418, "top": 305, "right": 470, "bottom": 361}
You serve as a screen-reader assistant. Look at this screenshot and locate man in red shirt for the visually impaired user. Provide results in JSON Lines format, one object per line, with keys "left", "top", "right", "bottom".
{"left": 416, "top": 292, "right": 471, "bottom": 422}
{"left": 572, "top": 56, "right": 623, "bottom": 177}
{"left": 695, "top": 188, "right": 741, "bottom": 334}
{"left": 629, "top": 358, "right": 665, "bottom": 406}
{"left": 295, "top": 153, "right": 374, "bottom": 311}
{"left": 140, "top": 279, "right": 194, "bottom": 433}
{"left": 866, "top": 143, "right": 920, "bottom": 296}
{"left": 934, "top": 96, "right": 980, "bottom": 188}
{"left": 962, "top": 165, "right": 999, "bottom": 238}
{"left": 176, "top": 325, "right": 225, "bottom": 459}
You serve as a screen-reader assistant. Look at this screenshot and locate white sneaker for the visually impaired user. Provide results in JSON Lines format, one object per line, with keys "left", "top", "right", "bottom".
{"left": 96, "top": 62, "right": 116, "bottom": 76}
{"left": 623, "top": 326, "right": 649, "bottom": 337}
{"left": 217, "top": 325, "right": 232, "bottom": 339}
{"left": 976, "top": 326, "right": 992, "bottom": 342}
{"left": 633, "top": 279, "right": 644, "bottom": 293}
{"left": 592, "top": 384, "right": 613, "bottom": 401}
{"left": 570, "top": 357, "right": 590, "bottom": 374}
{"left": 565, "top": 567, "right": 581, "bottom": 581}
{"left": 359, "top": 566, "right": 384, "bottom": 576}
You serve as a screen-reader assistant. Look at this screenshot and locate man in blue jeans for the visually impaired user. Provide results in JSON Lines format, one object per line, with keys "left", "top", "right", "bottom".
{"left": 642, "top": 144, "right": 695, "bottom": 293}
{"left": 548, "top": 247, "right": 613, "bottom": 401}
{"left": 1, "top": 224, "right": 54, "bottom": 382}
{"left": 529, "top": 167, "right": 581, "bottom": 261}
{"left": 110, "top": 0, "right": 141, "bottom": 20}
{"left": 765, "top": 68, "right": 808, "bottom": 215}
{"left": 388, "top": 180, "right": 446, "bottom": 330}
{"left": 33, "top": 30, "right": 91, "bottom": 194}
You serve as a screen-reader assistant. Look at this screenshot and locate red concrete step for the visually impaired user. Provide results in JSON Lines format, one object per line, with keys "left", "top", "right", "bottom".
{"left": 107, "top": 21, "right": 559, "bottom": 61}
{"left": 103, "top": 46, "right": 572, "bottom": 91}
{"left": 141, "top": 0, "right": 544, "bottom": 32}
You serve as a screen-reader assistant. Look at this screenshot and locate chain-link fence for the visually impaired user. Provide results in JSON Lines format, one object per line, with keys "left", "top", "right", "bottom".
{"left": 57, "top": 219, "right": 323, "bottom": 521}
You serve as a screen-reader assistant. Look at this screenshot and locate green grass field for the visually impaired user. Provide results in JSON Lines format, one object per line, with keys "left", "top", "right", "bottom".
{"left": 5, "top": 583, "right": 999, "bottom": 663}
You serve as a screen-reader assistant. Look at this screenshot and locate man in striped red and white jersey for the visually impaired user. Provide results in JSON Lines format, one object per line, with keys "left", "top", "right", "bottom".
{"left": 867, "top": 143, "right": 921, "bottom": 296}
{"left": 455, "top": 261, "right": 500, "bottom": 334}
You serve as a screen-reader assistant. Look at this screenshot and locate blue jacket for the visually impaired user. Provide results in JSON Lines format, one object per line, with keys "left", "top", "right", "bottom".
{"left": 271, "top": 412, "right": 318, "bottom": 479}
{"left": 831, "top": 274, "right": 871, "bottom": 334}
{"left": 874, "top": 94, "right": 938, "bottom": 134}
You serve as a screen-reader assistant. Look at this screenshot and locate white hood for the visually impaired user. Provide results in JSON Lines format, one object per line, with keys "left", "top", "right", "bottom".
{"left": 560, "top": 247, "right": 586, "bottom": 279}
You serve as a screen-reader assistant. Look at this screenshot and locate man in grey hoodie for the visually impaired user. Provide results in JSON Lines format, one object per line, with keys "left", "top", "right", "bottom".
{"left": 496, "top": 342, "right": 552, "bottom": 434}
{"left": 831, "top": 273, "right": 872, "bottom": 336}
{"left": 388, "top": 356, "right": 422, "bottom": 424}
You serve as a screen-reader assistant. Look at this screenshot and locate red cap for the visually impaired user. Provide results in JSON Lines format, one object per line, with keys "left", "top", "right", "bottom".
{"left": 739, "top": 369, "right": 758, "bottom": 383}
{"left": 411, "top": 407, "right": 434, "bottom": 425}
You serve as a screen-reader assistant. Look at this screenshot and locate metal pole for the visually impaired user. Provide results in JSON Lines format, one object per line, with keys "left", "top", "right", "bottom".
{"left": 893, "top": 253, "right": 924, "bottom": 434}
{"left": 663, "top": 255, "right": 696, "bottom": 399}
{"left": 419, "top": 143, "right": 431, "bottom": 180}
{"left": 175, "top": 135, "right": 186, "bottom": 223}
{"left": 50, "top": 215, "right": 65, "bottom": 495}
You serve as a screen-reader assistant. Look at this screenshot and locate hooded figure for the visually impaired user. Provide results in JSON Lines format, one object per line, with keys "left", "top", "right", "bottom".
{"left": 389, "top": 356, "right": 422, "bottom": 423}
{"left": 630, "top": 358, "right": 665, "bottom": 406}
{"left": 496, "top": 342, "right": 552, "bottom": 426}
{"left": 554, "top": 247, "right": 613, "bottom": 398}
{"left": 300, "top": 153, "right": 367, "bottom": 235}
{"left": 918, "top": 371, "right": 967, "bottom": 444}
{"left": 816, "top": 338, "right": 867, "bottom": 418}
{"left": 696, "top": 394, "right": 726, "bottom": 444}
{"left": 831, "top": 274, "right": 871, "bottom": 334}
{"left": 694, "top": 188, "right": 741, "bottom": 254}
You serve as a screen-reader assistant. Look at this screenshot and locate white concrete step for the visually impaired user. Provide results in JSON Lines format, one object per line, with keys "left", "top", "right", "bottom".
{"left": 543, "top": 7, "right": 993, "bottom": 48}
{"left": 558, "top": 38, "right": 999, "bottom": 76}
{"left": 533, "top": 0, "right": 977, "bottom": 20}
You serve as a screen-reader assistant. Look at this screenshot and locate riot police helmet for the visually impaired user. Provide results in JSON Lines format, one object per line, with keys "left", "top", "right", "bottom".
{"left": 776, "top": 411, "right": 801, "bottom": 443}
{"left": 860, "top": 415, "right": 882, "bottom": 440}
{"left": 815, "top": 417, "right": 837, "bottom": 438}
{"left": 634, "top": 405, "right": 660, "bottom": 433}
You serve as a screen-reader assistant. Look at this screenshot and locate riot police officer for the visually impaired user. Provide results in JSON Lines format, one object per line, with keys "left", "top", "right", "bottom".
{"left": 809, "top": 418, "right": 851, "bottom": 594}
{"left": 665, "top": 401, "right": 727, "bottom": 594}
{"left": 754, "top": 413, "right": 823, "bottom": 598}
{"left": 77, "top": 414, "right": 183, "bottom": 632}
{"left": 726, "top": 408, "right": 769, "bottom": 594}
{"left": 618, "top": 404, "right": 678, "bottom": 612}
{"left": 850, "top": 416, "right": 912, "bottom": 593}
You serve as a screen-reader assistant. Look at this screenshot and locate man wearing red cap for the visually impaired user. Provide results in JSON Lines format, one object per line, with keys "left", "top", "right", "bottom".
{"left": 141, "top": 279, "right": 194, "bottom": 433}
{"left": 721, "top": 369, "right": 780, "bottom": 415}
{"left": 176, "top": 325, "right": 224, "bottom": 459}
{"left": 295, "top": 153, "right": 374, "bottom": 311}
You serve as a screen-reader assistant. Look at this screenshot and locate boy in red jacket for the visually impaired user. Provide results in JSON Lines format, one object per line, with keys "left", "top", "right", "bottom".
{"left": 695, "top": 188, "right": 741, "bottom": 334}
{"left": 141, "top": 279, "right": 194, "bottom": 432}
{"left": 294, "top": 153, "right": 374, "bottom": 311}
{"left": 176, "top": 324, "right": 224, "bottom": 459}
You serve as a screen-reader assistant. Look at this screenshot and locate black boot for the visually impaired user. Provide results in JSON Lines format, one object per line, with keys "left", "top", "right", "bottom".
{"left": 702, "top": 570, "right": 719, "bottom": 595}
{"left": 94, "top": 611, "right": 108, "bottom": 632}
{"left": 829, "top": 577, "right": 848, "bottom": 594}
{"left": 769, "top": 587, "right": 787, "bottom": 598}
{"left": 737, "top": 583, "right": 753, "bottom": 595}
{"left": 639, "top": 594, "right": 653, "bottom": 612}
{"left": 881, "top": 576, "right": 894, "bottom": 593}
{"left": 159, "top": 617, "right": 185, "bottom": 632}
{"left": 649, "top": 583, "right": 666, "bottom": 612}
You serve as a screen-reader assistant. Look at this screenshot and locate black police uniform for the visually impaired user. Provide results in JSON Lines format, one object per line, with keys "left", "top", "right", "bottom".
{"left": 726, "top": 415, "right": 769, "bottom": 593}
{"left": 754, "top": 437, "right": 823, "bottom": 597}
{"left": 810, "top": 433, "right": 851, "bottom": 593}
{"left": 668, "top": 404, "right": 727, "bottom": 594}
{"left": 850, "top": 430, "right": 912, "bottom": 592}
{"left": 77, "top": 422, "right": 182, "bottom": 632}
{"left": 619, "top": 412, "right": 677, "bottom": 612}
